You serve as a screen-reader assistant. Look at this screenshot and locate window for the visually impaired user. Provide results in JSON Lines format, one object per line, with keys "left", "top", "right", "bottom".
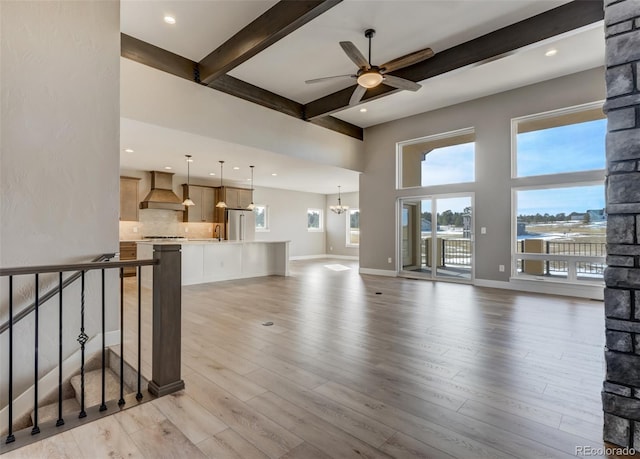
{"left": 254, "top": 205, "right": 268, "bottom": 231}
{"left": 514, "top": 105, "right": 605, "bottom": 177}
{"left": 511, "top": 103, "right": 606, "bottom": 284}
{"left": 347, "top": 208, "right": 360, "bottom": 247}
{"left": 398, "top": 128, "right": 475, "bottom": 188}
{"left": 307, "top": 208, "right": 323, "bottom": 231}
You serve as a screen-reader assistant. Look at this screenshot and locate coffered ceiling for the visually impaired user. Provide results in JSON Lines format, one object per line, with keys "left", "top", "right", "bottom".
{"left": 119, "top": 0, "right": 605, "bottom": 193}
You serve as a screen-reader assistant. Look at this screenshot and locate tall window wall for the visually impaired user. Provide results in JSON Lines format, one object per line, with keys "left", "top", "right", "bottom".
{"left": 512, "top": 102, "right": 606, "bottom": 283}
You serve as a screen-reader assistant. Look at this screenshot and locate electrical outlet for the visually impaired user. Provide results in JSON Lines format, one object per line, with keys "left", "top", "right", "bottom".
{"left": 499, "top": 264, "right": 505, "bottom": 272}
{"left": 330, "top": 246, "right": 333, "bottom": 251}
{"left": 133, "top": 227, "right": 138, "bottom": 233}
{"left": 208, "top": 227, "right": 212, "bottom": 232}
{"left": 185, "top": 227, "right": 189, "bottom": 233}
{"left": 388, "top": 257, "right": 392, "bottom": 264}
{"left": 481, "top": 227, "right": 487, "bottom": 234}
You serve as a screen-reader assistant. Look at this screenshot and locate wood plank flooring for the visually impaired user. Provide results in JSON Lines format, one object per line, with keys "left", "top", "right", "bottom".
{"left": 5, "top": 259, "right": 627, "bottom": 458}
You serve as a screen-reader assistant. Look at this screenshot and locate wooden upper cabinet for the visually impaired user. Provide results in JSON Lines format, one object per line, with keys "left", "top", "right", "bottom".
{"left": 120, "top": 176, "right": 140, "bottom": 221}
{"left": 237, "top": 188, "right": 252, "bottom": 209}
{"left": 218, "top": 187, "right": 252, "bottom": 209}
{"left": 183, "top": 184, "right": 215, "bottom": 223}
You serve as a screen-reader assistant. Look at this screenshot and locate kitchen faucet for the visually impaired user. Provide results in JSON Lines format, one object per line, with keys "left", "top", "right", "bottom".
{"left": 214, "top": 224, "right": 221, "bottom": 241}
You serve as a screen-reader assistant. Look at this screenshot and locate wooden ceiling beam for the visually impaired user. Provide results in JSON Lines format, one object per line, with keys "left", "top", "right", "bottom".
{"left": 304, "top": 0, "right": 604, "bottom": 120}
{"left": 198, "top": 0, "right": 342, "bottom": 85}
{"left": 121, "top": 33, "right": 363, "bottom": 140}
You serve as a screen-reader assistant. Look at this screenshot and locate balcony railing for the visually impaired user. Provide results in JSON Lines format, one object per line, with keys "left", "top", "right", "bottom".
{"left": 517, "top": 240, "right": 606, "bottom": 278}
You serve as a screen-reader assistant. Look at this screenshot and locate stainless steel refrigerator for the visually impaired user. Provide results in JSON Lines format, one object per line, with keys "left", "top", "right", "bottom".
{"left": 226, "top": 209, "right": 256, "bottom": 241}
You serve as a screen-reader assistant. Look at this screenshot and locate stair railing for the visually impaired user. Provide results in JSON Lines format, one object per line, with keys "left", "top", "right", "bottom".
{"left": 0, "top": 253, "right": 115, "bottom": 335}
{"left": 0, "top": 244, "right": 184, "bottom": 451}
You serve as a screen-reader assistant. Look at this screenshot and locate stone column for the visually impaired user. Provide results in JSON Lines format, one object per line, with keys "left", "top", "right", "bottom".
{"left": 602, "top": 0, "right": 640, "bottom": 448}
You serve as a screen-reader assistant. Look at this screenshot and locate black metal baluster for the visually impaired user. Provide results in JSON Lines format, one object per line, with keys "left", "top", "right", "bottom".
{"left": 100, "top": 269, "right": 107, "bottom": 412}
{"left": 136, "top": 266, "right": 142, "bottom": 401}
{"left": 56, "top": 272, "right": 64, "bottom": 427}
{"left": 6, "top": 276, "right": 15, "bottom": 444}
{"left": 78, "top": 271, "right": 87, "bottom": 418}
{"left": 32, "top": 274, "right": 40, "bottom": 435}
{"left": 119, "top": 268, "right": 125, "bottom": 406}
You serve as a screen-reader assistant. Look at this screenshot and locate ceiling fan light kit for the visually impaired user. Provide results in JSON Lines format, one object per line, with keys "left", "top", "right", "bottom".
{"left": 305, "top": 28, "right": 434, "bottom": 105}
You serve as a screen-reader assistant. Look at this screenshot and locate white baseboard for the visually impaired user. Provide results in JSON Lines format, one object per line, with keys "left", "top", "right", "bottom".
{"left": 0, "top": 330, "right": 119, "bottom": 433}
{"left": 359, "top": 268, "right": 397, "bottom": 277}
{"left": 474, "top": 278, "right": 604, "bottom": 300}
{"left": 290, "top": 254, "right": 358, "bottom": 261}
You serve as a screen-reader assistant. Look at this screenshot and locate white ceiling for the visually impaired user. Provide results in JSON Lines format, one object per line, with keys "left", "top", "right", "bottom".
{"left": 120, "top": 0, "right": 605, "bottom": 194}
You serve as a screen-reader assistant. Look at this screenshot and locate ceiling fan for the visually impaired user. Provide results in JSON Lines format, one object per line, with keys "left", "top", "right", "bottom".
{"left": 305, "top": 29, "right": 434, "bottom": 105}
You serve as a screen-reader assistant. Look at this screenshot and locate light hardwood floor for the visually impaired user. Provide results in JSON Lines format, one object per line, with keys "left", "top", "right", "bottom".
{"left": 5, "top": 259, "right": 624, "bottom": 458}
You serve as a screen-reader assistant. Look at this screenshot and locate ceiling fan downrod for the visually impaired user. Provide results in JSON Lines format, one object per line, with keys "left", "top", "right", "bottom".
{"left": 365, "top": 28, "right": 375, "bottom": 67}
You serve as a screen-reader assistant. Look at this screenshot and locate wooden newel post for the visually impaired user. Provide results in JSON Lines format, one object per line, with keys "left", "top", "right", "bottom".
{"left": 148, "top": 244, "right": 185, "bottom": 397}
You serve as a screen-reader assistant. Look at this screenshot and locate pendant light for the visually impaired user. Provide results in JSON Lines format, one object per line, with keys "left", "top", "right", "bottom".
{"left": 247, "top": 165, "right": 256, "bottom": 210}
{"left": 182, "top": 155, "right": 195, "bottom": 207}
{"left": 216, "top": 160, "right": 227, "bottom": 208}
{"left": 330, "top": 185, "right": 349, "bottom": 214}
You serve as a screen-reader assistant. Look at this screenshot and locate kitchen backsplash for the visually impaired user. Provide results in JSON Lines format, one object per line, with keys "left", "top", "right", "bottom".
{"left": 119, "top": 209, "right": 222, "bottom": 240}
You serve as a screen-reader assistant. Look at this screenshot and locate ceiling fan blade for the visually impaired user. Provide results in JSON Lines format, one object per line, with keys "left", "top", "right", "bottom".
{"left": 305, "top": 74, "right": 356, "bottom": 84}
{"left": 339, "top": 41, "right": 369, "bottom": 69}
{"left": 380, "top": 47, "right": 434, "bottom": 74}
{"left": 349, "top": 85, "right": 367, "bottom": 105}
{"left": 383, "top": 75, "right": 421, "bottom": 92}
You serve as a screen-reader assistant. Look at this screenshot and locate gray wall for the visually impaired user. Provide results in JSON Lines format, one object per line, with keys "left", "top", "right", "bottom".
{"left": 360, "top": 67, "right": 605, "bottom": 282}
{"left": 253, "top": 187, "right": 327, "bottom": 258}
{"left": 0, "top": 0, "right": 120, "bottom": 406}
{"left": 326, "top": 191, "right": 359, "bottom": 258}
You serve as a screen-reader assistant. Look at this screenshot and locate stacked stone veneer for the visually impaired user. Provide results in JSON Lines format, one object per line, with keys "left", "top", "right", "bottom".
{"left": 602, "top": 0, "right": 640, "bottom": 448}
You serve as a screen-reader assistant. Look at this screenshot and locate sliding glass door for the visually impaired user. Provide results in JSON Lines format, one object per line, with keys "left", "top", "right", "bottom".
{"left": 400, "top": 195, "right": 473, "bottom": 282}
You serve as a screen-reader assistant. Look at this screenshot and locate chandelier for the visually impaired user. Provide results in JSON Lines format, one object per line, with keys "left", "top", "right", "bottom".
{"left": 330, "top": 186, "right": 349, "bottom": 214}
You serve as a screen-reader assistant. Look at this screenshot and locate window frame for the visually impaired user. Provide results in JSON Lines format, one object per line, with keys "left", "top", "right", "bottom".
{"left": 254, "top": 204, "right": 269, "bottom": 232}
{"left": 346, "top": 208, "right": 360, "bottom": 247}
{"left": 510, "top": 101, "right": 607, "bottom": 286}
{"left": 307, "top": 208, "right": 323, "bottom": 232}
{"left": 396, "top": 127, "right": 476, "bottom": 190}
{"left": 510, "top": 101, "right": 606, "bottom": 179}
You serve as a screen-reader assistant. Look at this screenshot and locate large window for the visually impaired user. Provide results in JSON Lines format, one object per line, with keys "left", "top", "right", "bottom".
{"left": 307, "top": 208, "right": 323, "bottom": 232}
{"left": 254, "top": 205, "right": 268, "bottom": 231}
{"left": 347, "top": 208, "right": 360, "bottom": 247}
{"left": 512, "top": 103, "right": 606, "bottom": 283}
{"left": 514, "top": 106, "right": 605, "bottom": 177}
{"left": 398, "top": 128, "right": 475, "bottom": 188}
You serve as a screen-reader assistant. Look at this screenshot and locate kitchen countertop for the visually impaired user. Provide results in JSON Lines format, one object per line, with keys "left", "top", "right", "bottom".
{"left": 136, "top": 239, "right": 289, "bottom": 245}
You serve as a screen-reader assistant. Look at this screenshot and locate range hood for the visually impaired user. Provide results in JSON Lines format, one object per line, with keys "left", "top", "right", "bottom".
{"left": 139, "top": 171, "right": 185, "bottom": 211}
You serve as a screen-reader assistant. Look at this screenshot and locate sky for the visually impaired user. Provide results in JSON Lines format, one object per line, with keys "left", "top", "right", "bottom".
{"left": 415, "top": 118, "right": 606, "bottom": 216}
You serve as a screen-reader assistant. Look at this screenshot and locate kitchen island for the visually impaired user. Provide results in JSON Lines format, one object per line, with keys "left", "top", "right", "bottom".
{"left": 137, "top": 240, "right": 289, "bottom": 286}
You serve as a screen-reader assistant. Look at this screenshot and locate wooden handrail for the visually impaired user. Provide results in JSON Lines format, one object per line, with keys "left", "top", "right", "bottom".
{"left": 0, "top": 254, "right": 158, "bottom": 334}
{"left": 0, "top": 258, "right": 157, "bottom": 277}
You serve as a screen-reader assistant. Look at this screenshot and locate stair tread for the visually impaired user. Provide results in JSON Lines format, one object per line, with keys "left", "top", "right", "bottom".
{"left": 70, "top": 368, "right": 132, "bottom": 408}
{"left": 31, "top": 398, "right": 80, "bottom": 425}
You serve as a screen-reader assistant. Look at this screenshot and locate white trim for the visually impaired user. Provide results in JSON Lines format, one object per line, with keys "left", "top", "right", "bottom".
{"left": 474, "top": 278, "right": 604, "bottom": 300}
{"left": 0, "top": 331, "right": 119, "bottom": 433}
{"left": 359, "top": 268, "right": 397, "bottom": 277}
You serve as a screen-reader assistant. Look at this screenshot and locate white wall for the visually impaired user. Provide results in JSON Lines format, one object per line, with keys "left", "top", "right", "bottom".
{"left": 253, "top": 187, "right": 327, "bottom": 258}
{"left": 326, "top": 191, "right": 359, "bottom": 258}
{"left": 360, "top": 67, "right": 605, "bottom": 286}
{"left": 121, "top": 59, "right": 365, "bottom": 173}
{"left": 0, "top": 0, "right": 120, "bottom": 406}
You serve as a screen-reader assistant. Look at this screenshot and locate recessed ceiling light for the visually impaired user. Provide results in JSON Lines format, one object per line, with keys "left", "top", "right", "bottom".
{"left": 271, "top": 173, "right": 277, "bottom": 176}
{"left": 209, "top": 172, "right": 216, "bottom": 176}
{"left": 359, "top": 108, "right": 367, "bottom": 113}
{"left": 164, "top": 166, "right": 172, "bottom": 170}
{"left": 233, "top": 166, "right": 240, "bottom": 170}
{"left": 164, "top": 15, "right": 176, "bottom": 25}
{"left": 545, "top": 49, "right": 557, "bottom": 57}
{"left": 124, "top": 148, "right": 134, "bottom": 153}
